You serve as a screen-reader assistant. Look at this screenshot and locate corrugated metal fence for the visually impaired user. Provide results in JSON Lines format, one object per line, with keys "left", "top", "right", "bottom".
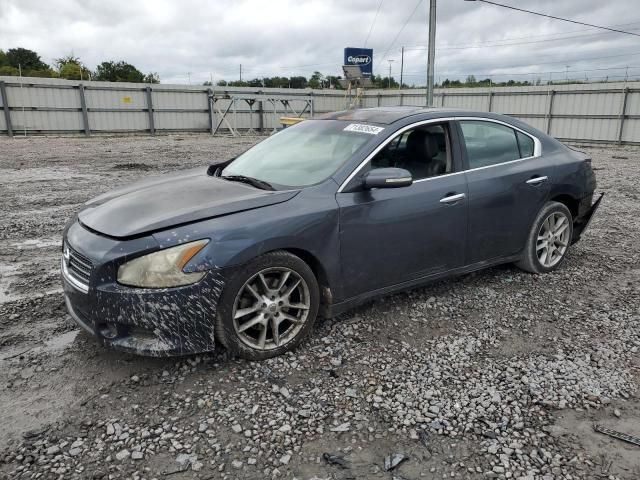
{"left": 1, "top": 76, "right": 640, "bottom": 144}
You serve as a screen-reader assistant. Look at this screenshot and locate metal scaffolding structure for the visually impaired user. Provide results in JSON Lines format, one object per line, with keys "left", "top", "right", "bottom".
{"left": 210, "top": 92, "right": 314, "bottom": 136}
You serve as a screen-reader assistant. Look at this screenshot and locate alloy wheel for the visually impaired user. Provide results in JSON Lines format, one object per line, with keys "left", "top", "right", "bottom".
{"left": 232, "top": 267, "right": 311, "bottom": 350}
{"left": 536, "top": 211, "right": 571, "bottom": 268}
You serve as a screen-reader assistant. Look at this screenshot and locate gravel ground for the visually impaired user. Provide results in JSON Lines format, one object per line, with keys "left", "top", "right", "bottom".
{"left": 0, "top": 134, "right": 638, "bottom": 480}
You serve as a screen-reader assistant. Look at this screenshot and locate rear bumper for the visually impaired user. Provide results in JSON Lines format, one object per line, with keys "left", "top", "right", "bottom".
{"left": 572, "top": 192, "right": 604, "bottom": 244}
{"left": 62, "top": 268, "right": 225, "bottom": 357}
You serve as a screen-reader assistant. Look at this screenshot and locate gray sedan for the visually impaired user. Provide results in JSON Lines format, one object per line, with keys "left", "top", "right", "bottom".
{"left": 61, "top": 107, "right": 601, "bottom": 359}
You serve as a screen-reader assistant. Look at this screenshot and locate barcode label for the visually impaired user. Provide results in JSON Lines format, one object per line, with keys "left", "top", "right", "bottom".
{"left": 343, "top": 123, "right": 385, "bottom": 135}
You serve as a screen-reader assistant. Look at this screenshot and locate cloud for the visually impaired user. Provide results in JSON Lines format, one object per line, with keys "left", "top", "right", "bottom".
{"left": 0, "top": 0, "right": 637, "bottom": 85}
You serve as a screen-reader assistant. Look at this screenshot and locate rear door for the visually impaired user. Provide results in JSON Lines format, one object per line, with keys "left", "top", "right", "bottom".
{"left": 457, "top": 119, "right": 551, "bottom": 263}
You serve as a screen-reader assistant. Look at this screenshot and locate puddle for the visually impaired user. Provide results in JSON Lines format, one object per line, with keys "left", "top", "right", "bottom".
{"left": 43, "top": 330, "right": 80, "bottom": 352}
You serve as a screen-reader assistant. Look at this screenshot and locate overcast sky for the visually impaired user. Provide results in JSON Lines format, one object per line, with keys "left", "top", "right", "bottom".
{"left": 1, "top": 0, "right": 639, "bottom": 85}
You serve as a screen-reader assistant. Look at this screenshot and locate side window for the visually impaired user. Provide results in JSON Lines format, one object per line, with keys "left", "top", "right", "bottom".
{"left": 516, "top": 131, "right": 535, "bottom": 158}
{"left": 459, "top": 120, "right": 521, "bottom": 169}
{"left": 371, "top": 124, "right": 452, "bottom": 180}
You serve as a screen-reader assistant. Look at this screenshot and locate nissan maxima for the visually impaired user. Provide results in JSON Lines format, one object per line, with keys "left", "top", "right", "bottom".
{"left": 61, "top": 107, "right": 601, "bottom": 359}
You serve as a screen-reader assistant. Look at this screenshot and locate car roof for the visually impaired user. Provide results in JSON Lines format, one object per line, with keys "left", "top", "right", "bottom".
{"left": 317, "top": 106, "right": 550, "bottom": 126}
{"left": 318, "top": 106, "right": 472, "bottom": 125}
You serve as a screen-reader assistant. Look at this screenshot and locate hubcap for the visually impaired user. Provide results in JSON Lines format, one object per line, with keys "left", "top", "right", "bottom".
{"left": 536, "top": 211, "right": 570, "bottom": 268}
{"left": 232, "top": 267, "right": 310, "bottom": 351}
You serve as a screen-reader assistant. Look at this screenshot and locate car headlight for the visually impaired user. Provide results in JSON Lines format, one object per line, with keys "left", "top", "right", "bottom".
{"left": 117, "top": 240, "right": 209, "bottom": 288}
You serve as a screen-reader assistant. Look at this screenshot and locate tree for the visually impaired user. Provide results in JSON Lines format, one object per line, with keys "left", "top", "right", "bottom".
{"left": 325, "top": 75, "right": 343, "bottom": 89}
{"left": 371, "top": 74, "right": 399, "bottom": 89}
{"left": 6, "top": 48, "right": 49, "bottom": 71}
{"left": 263, "top": 76, "right": 289, "bottom": 88}
{"left": 0, "top": 65, "right": 19, "bottom": 76}
{"left": 93, "top": 61, "right": 145, "bottom": 82}
{"left": 0, "top": 50, "right": 7, "bottom": 67}
{"left": 143, "top": 72, "right": 160, "bottom": 84}
{"left": 308, "top": 71, "right": 323, "bottom": 89}
{"left": 216, "top": 80, "right": 228, "bottom": 86}
{"left": 289, "top": 76, "right": 307, "bottom": 89}
{"left": 55, "top": 54, "right": 91, "bottom": 80}
{"left": 465, "top": 75, "right": 477, "bottom": 85}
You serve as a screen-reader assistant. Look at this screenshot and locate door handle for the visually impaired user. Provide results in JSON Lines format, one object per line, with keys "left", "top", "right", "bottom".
{"left": 526, "top": 176, "right": 548, "bottom": 185}
{"left": 439, "top": 193, "right": 466, "bottom": 204}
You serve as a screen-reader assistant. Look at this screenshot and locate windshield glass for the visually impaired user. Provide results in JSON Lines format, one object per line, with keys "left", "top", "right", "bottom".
{"left": 221, "top": 120, "right": 376, "bottom": 188}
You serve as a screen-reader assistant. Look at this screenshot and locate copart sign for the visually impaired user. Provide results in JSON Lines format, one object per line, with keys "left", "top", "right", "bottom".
{"left": 344, "top": 47, "right": 373, "bottom": 77}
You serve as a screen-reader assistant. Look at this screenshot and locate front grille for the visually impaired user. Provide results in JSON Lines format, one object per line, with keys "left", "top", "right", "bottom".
{"left": 66, "top": 244, "right": 93, "bottom": 284}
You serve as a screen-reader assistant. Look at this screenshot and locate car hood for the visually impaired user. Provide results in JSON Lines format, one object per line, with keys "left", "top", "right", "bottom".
{"left": 78, "top": 167, "right": 299, "bottom": 238}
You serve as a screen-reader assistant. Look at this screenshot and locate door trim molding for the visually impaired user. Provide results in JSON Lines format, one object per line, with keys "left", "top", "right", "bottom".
{"left": 337, "top": 116, "right": 542, "bottom": 193}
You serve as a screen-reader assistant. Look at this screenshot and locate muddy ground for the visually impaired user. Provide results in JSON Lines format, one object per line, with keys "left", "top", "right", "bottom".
{"left": 0, "top": 134, "right": 638, "bottom": 480}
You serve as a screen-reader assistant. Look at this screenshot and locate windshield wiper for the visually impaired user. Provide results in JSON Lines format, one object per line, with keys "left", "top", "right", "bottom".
{"left": 220, "top": 175, "right": 275, "bottom": 191}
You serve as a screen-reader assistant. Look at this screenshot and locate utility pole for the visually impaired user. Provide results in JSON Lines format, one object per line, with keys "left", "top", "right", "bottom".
{"left": 387, "top": 60, "right": 395, "bottom": 88}
{"left": 239, "top": 64, "right": 242, "bottom": 83}
{"left": 400, "top": 46, "right": 404, "bottom": 89}
{"left": 565, "top": 65, "right": 569, "bottom": 83}
{"left": 426, "top": 0, "right": 437, "bottom": 106}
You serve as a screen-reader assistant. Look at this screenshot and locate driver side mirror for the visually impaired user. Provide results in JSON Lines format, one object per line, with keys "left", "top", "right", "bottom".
{"left": 363, "top": 167, "right": 413, "bottom": 189}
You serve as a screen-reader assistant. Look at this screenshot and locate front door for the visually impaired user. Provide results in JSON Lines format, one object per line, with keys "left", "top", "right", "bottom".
{"left": 337, "top": 122, "right": 468, "bottom": 299}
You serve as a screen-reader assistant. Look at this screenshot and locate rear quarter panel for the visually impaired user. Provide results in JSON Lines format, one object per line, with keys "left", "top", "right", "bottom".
{"left": 548, "top": 145, "right": 595, "bottom": 201}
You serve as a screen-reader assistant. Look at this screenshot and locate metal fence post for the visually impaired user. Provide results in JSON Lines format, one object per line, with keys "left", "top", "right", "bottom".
{"left": 488, "top": 91, "right": 494, "bottom": 112}
{"left": 545, "top": 90, "right": 556, "bottom": 135}
{"left": 145, "top": 86, "right": 155, "bottom": 135}
{"left": 399, "top": 93, "right": 404, "bottom": 106}
{"left": 0, "top": 81, "right": 12, "bottom": 137}
{"left": 258, "top": 101, "right": 264, "bottom": 132}
{"left": 441, "top": 92, "right": 446, "bottom": 107}
{"left": 617, "top": 87, "right": 629, "bottom": 145}
{"left": 207, "top": 89, "right": 214, "bottom": 135}
{"left": 78, "top": 84, "right": 90, "bottom": 136}
{"left": 377, "top": 94, "right": 381, "bottom": 107}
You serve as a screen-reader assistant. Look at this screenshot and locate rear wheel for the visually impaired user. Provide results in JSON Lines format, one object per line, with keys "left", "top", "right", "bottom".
{"left": 216, "top": 251, "right": 319, "bottom": 360}
{"left": 516, "top": 201, "right": 573, "bottom": 274}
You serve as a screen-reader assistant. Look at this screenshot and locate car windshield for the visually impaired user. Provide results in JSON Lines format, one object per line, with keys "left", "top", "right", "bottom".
{"left": 221, "top": 120, "right": 376, "bottom": 188}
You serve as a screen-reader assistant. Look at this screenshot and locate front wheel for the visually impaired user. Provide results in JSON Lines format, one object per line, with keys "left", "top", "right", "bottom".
{"left": 516, "top": 201, "right": 573, "bottom": 274}
{"left": 216, "top": 251, "right": 319, "bottom": 360}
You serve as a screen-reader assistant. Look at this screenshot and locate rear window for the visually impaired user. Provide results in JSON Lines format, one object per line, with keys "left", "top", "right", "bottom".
{"left": 460, "top": 120, "right": 535, "bottom": 169}
{"left": 516, "top": 131, "right": 535, "bottom": 158}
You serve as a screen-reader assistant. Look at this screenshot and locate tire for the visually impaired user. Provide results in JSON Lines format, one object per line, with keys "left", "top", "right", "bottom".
{"left": 516, "top": 201, "right": 573, "bottom": 274}
{"left": 215, "top": 250, "right": 320, "bottom": 360}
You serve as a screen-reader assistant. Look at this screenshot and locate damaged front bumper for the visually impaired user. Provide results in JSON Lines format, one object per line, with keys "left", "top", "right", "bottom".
{"left": 61, "top": 222, "right": 225, "bottom": 356}
{"left": 572, "top": 192, "right": 604, "bottom": 244}
{"left": 62, "top": 273, "right": 224, "bottom": 356}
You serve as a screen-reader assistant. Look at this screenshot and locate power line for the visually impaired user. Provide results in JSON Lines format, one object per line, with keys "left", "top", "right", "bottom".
{"left": 401, "top": 65, "right": 640, "bottom": 78}
{"left": 466, "top": 0, "right": 640, "bottom": 38}
{"left": 396, "top": 49, "right": 640, "bottom": 74}
{"left": 403, "top": 27, "right": 640, "bottom": 51}
{"left": 380, "top": 0, "right": 424, "bottom": 61}
{"left": 364, "top": 0, "right": 384, "bottom": 47}
{"left": 410, "top": 21, "right": 640, "bottom": 46}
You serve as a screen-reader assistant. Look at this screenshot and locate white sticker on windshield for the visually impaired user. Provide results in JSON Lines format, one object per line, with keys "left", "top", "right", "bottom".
{"left": 343, "top": 123, "right": 385, "bottom": 135}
